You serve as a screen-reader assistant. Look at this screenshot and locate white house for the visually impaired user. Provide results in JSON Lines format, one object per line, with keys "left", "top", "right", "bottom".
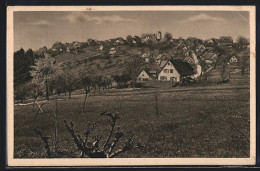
{"left": 141, "top": 53, "right": 147, "bottom": 58}
{"left": 230, "top": 56, "right": 238, "bottom": 63}
{"left": 144, "top": 57, "right": 150, "bottom": 63}
{"left": 109, "top": 47, "right": 116, "bottom": 55}
{"left": 157, "top": 59, "right": 194, "bottom": 82}
{"left": 99, "top": 44, "right": 104, "bottom": 51}
{"left": 136, "top": 69, "right": 152, "bottom": 82}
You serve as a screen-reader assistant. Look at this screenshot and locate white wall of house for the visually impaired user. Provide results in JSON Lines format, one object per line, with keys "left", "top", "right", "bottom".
{"left": 137, "top": 70, "right": 151, "bottom": 82}
{"left": 158, "top": 61, "right": 180, "bottom": 82}
{"left": 144, "top": 58, "right": 149, "bottom": 63}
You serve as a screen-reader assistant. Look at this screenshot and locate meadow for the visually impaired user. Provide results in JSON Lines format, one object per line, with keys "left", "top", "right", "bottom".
{"left": 14, "top": 73, "right": 250, "bottom": 158}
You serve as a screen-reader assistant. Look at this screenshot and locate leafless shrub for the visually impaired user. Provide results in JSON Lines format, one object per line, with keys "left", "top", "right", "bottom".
{"left": 64, "top": 111, "right": 143, "bottom": 158}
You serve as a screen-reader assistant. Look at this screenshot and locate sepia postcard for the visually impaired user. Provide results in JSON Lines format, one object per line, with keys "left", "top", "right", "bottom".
{"left": 7, "top": 5, "right": 256, "bottom": 166}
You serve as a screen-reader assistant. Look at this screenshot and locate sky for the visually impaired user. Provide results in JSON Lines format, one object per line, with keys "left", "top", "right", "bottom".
{"left": 13, "top": 11, "right": 250, "bottom": 51}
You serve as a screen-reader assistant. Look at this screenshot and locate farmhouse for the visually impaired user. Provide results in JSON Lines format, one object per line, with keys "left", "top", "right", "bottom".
{"left": 136, "top": 69, "right": 153, "bottom": 82}
{"left": 157, "top": 59, "right": 194, "bottom": 82}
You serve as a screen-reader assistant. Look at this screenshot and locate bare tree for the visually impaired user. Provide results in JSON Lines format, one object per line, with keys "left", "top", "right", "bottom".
{"left": 64, "top": 111, "right": 142, "bottom": 158}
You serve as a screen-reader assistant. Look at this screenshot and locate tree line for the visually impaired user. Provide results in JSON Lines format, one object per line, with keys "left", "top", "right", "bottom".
{"left": 14, "top": 53, "right": 141, "bottom": 103}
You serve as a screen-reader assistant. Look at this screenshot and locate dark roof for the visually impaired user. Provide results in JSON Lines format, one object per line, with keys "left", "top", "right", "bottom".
{"left": 170, "top": 59, "right": 195, "bottom": 76}
{"left": 159, "top": 59, "right": 194, "bottom": 76}
{"left": 201, "top": 52, "right": 216, "bottom": 60}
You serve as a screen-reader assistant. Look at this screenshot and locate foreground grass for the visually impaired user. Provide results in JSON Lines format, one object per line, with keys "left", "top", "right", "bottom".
{"left": 14, "top": 81, "right": 250, "bottom": 158}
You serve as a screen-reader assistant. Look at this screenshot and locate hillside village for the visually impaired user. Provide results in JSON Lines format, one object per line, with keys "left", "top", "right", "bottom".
{"left": 14, "top": 31, "right": 250, "bottom": 100}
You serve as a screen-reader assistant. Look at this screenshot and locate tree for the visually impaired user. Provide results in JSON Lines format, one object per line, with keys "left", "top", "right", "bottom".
{"left": 28, "top": 82, "right": 44, "bottom": 110}
{"left": 239, "top": 55, "right": 249, "bottom": 75}
{"left": 236, "top": 36, "right": 249, "bottom": 52}
{"left": 14, "top": 82, "right": 30, "bottom": 103}
{"left": 97, "top": 76, "right": 103, "bottom": 91}
{"left": 14, "top": 48, "right": 36, "bottom": 88}
{"left": 104, "top": 75, "right": 112, "bottom": 92}
{"left": 125, "top": 58, "right": 142, "bottom": 87}
{"left": 164, "top": 32, "right": 173, "bottom": 41}
{"left": 64, "top": 72, "right": 78, "bottom": 99}
{"left": 80, "top": 75, "right": 92, "bottom": 112}
{"left": 112, "top": 75, "right": 122, "bottom": 88}
{"left": 121, "top": 72, "right": 131, "bottom": 88}
{"left": 219, "top": 36, "right": 233, "bottom": 42}
{"left": 126, "top": 35, "right": 133, "bottom": 45}
{"left": 54, "top": 73, "right": 66, "bottom": 96}
{"left": 30, "top": 54, "right": 62, "bottom": 100}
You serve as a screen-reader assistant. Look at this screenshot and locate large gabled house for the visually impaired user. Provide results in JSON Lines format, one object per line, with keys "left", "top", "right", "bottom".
{"left": 157, "top": 59, "right": 195, "bottom": 82}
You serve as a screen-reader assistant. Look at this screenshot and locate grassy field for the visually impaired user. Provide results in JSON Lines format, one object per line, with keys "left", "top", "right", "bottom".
{"left": 14, "top": 73, "right": 250, "bottom": 158}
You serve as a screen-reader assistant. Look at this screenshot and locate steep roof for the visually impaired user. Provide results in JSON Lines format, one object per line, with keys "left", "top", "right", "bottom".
{"left": 200, "top": 52, "right": 217, "bottom": 60}
{"left": 170, "top": 59, "right": 195, "bottom": 76}
{"left": 137, "top": 68, "right": 152, "bottom": 78}
{"left": 159, "top": 60, "right": 168, "bottom": 68}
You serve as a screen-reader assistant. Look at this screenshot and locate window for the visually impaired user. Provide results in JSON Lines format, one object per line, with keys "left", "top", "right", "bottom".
{"left": 170, "top": 69, "right": 173, "bottom": 73}
{"left": 139, "top": 78, "right": 141, "bottom": 81}
{"left": 171, "top": 77, "right": 177, "bottom": 82}
{"left": 168, "top": 62, "right": 171, "bottom": 65}
{"left": 164, "top": 69, "right": 169, "bottom": 73}
{"left": 160, "top": 76, "right": 167, "bottom": 81}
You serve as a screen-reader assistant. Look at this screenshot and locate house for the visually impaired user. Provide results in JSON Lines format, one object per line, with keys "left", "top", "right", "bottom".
{"left": 141, "top": 33, "right": 157, "bottom": 43}
{"left": 184, "top": 57, "right": 195, "bottom": 64}
{"left": 144, "top": 56, "right": 150, "bottom": 63}
{"left": 218, "top": 38, "right": 233, "bottom": 47}
{"left": 141, "top": 53, "right": 147, "bottom": 58}
{"left": 229, "top": 56, "right": 238, "bottom": 63}
{"left": 207, "top": 39, "right": 214, "bottom": 44}
{"left": 149, "top": 70, "right": 157, "bottom": 78}
{"left": 157, "top": 59, "right": 195, "bottom": 82}
{"left": 114, "top": 38, "right": 125, "bottom": 45}
{"left": 156, "top": 31, "right": 162, "bottom": 41}
{"left": 155, "top": 54, "right": 167, "bottom": 64}
{"left": 109, "top": 47, "right": 116, "bottom": 55}
{"left": 38, "top": 46, "right": 48, "bottom": 54}
{"left": 200, "top": 51, "right": 218, "bottom": 63}
{"left": 52, "top": 41, "right": 63, "bottom": 52}
{"left": 99, "top": 44, "right": 104, "bottom": 51}
{"left": 66, "top": 47, "right": 70, "bottom": 52}
{"left": 196, "top": 44, "right": 206, "bottom": 52}
{"left": 136, "top": 69, "right": 153, "bottom": 82}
